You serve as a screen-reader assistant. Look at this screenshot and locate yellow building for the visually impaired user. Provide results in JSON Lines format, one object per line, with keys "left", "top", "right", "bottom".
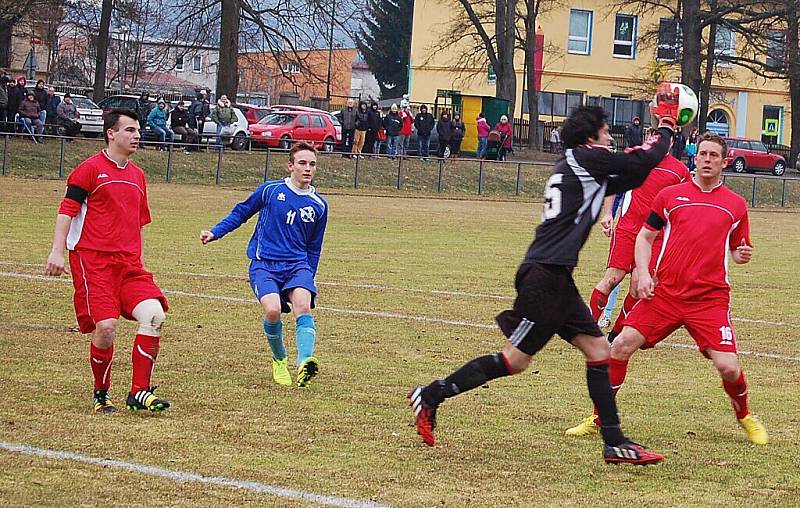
{"left": 409, "top": 0, "right": 791, "bottom": 145}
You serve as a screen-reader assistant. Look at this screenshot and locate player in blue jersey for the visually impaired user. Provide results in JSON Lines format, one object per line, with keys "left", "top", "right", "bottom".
{"left": 200, "top": 142, "right": 329, "bottom": 387}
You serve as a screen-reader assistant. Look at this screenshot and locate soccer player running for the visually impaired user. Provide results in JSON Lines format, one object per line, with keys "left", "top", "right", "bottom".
{"left": 201, "top": 142, "right": 328, "bottom": 387}
{"left": 409, "top": 105, "right": 676, "bottom": 465}
{"left": 566, "top": 133, "right": 768, "bottom": 445}
{"left": 44, "top": 108, "right": 170, "bottom": 414}
{"left": 587, "top": 150, "right": 690, "bottom": 337}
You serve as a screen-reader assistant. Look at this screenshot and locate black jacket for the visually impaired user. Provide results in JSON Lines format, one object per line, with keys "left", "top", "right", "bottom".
{"left": 6, "top": 86, "right": 23, "bottom": 112}
{"left": 171, "top": 108, "right": 192, "bottom": 129}
{"left": 437, "top": 117, "right": 452, "bottom": 141}
{"left": 672, "top": 132, "right": 686, "bottom": 158}
{"left": 382, "top": 112, "right": 403, "bottom": 136}
{"left": 452, "top": 120, "right": 466, "bottom": 140}
{"left": 190, "top": 98, "right": 210, "bottom": 120}
{"left": 624, "top": 123, "right": 644, "bottom": 147}
{"left": 367, "top": 109, "right": 382, "bottom": 131}
{"left": 414, "top": 112, "right": 434, "bottom": 136}
{"left": 356, "top": 110, "right": 370, "bottom": 131}
{"left": 33, "top": 87, "right": 48, "bottom": 112}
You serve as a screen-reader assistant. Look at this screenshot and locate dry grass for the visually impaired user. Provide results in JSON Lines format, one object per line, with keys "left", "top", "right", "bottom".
{"left": 1, "top": 177, "right": 799, "bottom": 507}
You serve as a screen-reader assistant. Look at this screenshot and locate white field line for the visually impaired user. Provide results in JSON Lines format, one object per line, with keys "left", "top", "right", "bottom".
{"left": 0, "top": 442, "right": 388, "bottom": 508}
{"left": 3, "top": 270, "right": 800, "bottom": 362}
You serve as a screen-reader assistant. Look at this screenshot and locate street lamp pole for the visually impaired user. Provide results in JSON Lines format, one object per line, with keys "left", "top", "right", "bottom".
{"left": 325, "top": 0, "right": 336, "bottom": 101}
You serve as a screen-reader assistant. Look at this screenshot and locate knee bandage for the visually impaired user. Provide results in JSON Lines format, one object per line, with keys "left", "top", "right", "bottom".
{"left": 132, "top": 299, "right": 166, "bottom": 336}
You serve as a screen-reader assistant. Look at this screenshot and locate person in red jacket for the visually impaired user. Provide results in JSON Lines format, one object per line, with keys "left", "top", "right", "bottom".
{"left": 494, "top": 115, "right": 513, "bottom": 160}
{"left": 399, "top": 105, "right": 413, "bottom": 158}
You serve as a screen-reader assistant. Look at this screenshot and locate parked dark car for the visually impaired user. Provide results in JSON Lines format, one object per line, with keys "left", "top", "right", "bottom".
{"left": 723, "top": 137, "right": 787, "bottom": 176}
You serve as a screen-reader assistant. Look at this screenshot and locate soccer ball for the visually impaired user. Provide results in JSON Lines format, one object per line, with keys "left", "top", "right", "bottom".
{"left": 653, "top": 82, "right": 699, "bottom": 127}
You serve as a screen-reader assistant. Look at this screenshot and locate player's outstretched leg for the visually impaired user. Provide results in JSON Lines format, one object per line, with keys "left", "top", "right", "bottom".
{"left": 408, "top": 352, "right": 511, "bottom": 447}
{"left": 264, "top": 319, "right": 291, "bottom": 386}
{"left": 295, "top": 314, "right": 318, "bottom": 387}
{"left": 575, "top": 335, "right": 662, "bottom": 465}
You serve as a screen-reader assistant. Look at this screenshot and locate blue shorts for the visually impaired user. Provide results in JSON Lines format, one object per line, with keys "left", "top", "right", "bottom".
{"left": 249, "top": 259, "right": 317, "bottom": 313}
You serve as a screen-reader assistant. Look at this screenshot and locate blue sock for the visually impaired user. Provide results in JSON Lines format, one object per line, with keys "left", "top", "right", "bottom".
{"left": 295, "top": 314, "right": 316, "bottom": 366}
{"left": 263, "top": 320, "right": 286, "bottom": 361}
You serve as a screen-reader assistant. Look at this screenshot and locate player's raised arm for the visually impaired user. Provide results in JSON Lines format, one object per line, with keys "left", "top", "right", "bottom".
{"left": 203, "top": 185, "right": 267, "bottom": 243}
{"left": 606, "top": 120, "right": 674, "bottom": 195}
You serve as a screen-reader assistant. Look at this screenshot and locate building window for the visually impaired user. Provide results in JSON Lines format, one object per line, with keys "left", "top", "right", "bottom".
{"left": 613, "top": 14, "right": 637, "bottom": 58}
{"left": 657, "top": 18, "right": 679, "bottom": 61}
{"left": 568, "top": 10, "right": 592, "bottom": 55}
{"left": 176, "top": 55, "right": 184, "bottom": 71}
{"left": 145, "top": 50, "right": 155, "bottom": 62}
{"left": 766, "top": 30, "right": 785, "bottom": 70}
{"left": 714, "top": 25, "right": 735, "bottom": 66}
{"left": 283, "top": 61, "right": 301, "bottom": 73}
{"left": 566, "top": 91, "right": 584, "bottom": 115}
{"left": 193, "top": 55, "right": 202, "bottom": 72}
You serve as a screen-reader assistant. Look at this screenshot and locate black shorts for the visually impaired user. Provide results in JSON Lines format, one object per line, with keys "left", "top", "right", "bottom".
{"left": 495, "top": 262, "right": 603, "bottom": 355}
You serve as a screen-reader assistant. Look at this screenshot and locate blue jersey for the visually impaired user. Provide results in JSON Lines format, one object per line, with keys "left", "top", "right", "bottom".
{"left": 210, "top": 178, "right": 328, "bottom": 274}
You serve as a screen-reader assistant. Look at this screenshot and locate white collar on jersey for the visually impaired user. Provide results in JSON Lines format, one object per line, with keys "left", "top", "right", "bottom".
{"left": 690, "top": 176, "right": 723, "bottom": 193}
{"left": 284, "top": 177, "right": 315, "bottom": 195}
{"left": 101, "top": 149, "right": 130, "bottom": 169}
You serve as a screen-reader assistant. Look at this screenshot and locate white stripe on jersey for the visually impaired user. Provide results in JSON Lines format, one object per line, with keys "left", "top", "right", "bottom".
{"left": 565, "top": 150, "right": 607, "bottom": 224}
{"left": 66, "top": 200, "right": 88, "bottom": 251}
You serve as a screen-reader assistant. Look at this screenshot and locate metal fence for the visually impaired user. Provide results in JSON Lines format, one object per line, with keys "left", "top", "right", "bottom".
{"left": 2, "top": 132, "right": 799, "bottom": 207}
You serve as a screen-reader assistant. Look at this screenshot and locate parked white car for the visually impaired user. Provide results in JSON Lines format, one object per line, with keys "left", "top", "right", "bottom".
{"left": 196, "top": 105, "right": 251, "bottom": 151}
{"left": 56, "top": 93, "right": 104, "bottom": 137}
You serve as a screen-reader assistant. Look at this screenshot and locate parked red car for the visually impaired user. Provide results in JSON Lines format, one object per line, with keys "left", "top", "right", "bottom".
{"left": 250, "top": 111, "right": 337, "bottom": 151}
{"left": 237, "top": 103, "right": 272, "bottom": 125}
{"left": 723, "top": 137, "right": 787, "bottom": 176}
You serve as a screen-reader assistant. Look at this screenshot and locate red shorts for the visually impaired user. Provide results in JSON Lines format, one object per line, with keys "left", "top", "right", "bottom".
{"left": 69, "top": 249, "right": 168, "bottom": 333}
{"left": 625, "top": 290, "right": 737, "bottom": 356}
{"left": 606, "top": 228, "right": 662, "bottom": 273}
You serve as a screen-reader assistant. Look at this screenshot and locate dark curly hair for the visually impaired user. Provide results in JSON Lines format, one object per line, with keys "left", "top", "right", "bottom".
{"left": 561, "top": 105, "right": 608, "bottom": 149}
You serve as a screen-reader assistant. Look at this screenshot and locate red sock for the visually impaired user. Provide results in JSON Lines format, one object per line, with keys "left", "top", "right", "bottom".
{"left": 90, "top": 343, "right": 114, "bottom": 390}
{"left": 611, "top": 293, "right": 638, "bottom": 334}
{"left": 722, "top": 371, "right": 749, "bottom": 419}
{"left": 589, "top": 288, "right": 609, "bottom": 321}
{"left": 593, "top": 357, "right": 629, "bottom": 422}
{"left": 131, "top": 334, "right": 160, "bottom": 394}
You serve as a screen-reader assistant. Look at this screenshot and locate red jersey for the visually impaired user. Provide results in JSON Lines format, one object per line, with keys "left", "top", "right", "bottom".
{"left": 58, "top": 150, "right": 151, "bottom": 258}
{"left": 645, "top": 179, "right": 750, "bottom": 299}
{"left": 617, "top": 154, "right": 690, "bottom": 234}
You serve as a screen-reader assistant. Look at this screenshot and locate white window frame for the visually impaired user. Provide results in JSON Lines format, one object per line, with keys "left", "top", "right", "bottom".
{"left": 568, "top": 10, "right": 593, "bottom": 55}
{"left": 613, "top": 14, "right": 637, "bottom": 59}
{"left": 714, "top": 25, "right": 735, "bottom": 67}
{"left": 193, "top": 55, "right": 202, "bottom": 73}
{"left": 175, "top": 54, "right": 184, "bottom": 71}
{"left": 145, "top": 49, "right": 155, "bottom": 62}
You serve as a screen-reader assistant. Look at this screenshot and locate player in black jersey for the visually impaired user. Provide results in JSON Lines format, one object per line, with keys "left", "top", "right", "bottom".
{"left": 409, "top": 105, "right": 676, "bottom": 465}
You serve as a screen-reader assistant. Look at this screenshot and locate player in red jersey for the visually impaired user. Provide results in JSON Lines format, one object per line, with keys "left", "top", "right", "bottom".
{"left": 568, "top": 133, "right": 767, "bottom": 444}
{"left": 588, "top": 148, "right": 691, "bottom": 340}
{"left": 44, "top": 108, "right": 170, "bottom": 414}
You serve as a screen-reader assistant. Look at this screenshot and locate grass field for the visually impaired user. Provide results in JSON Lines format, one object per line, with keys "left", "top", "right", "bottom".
{"left": 1, "top": 176, "right": 799, "bottom": 507}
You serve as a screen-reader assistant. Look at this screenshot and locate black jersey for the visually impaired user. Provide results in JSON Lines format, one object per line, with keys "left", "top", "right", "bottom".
{"left": 524, "top": 127, "right": 673, "bottom": 267}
